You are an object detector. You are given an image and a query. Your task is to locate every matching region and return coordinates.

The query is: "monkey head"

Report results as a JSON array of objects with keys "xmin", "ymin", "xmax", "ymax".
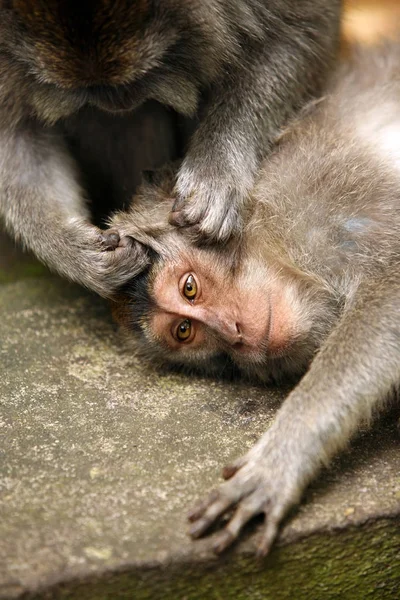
[
  {"xmin": 110, "ymin": 166, "xmax": 336, "ymax": 383},
  {"xmin": 9, "ymin": 0, "xmax": 156, "ymax": 89},
  {"xmin": 0, "ymin": 0, "xmax": 224, "ymax": 123}
]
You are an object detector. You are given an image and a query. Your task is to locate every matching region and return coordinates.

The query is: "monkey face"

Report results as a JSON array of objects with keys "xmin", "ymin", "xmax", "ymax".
[
  {"xmin": 150, "ymin": 251, "xmax": 273, "ymax": 363},
  {"xmin": 110, "ymin": 167, "xmax": 334, "ymax": 382},
  {"xmin": 117, "ymin": 243, "xmax": 316, "ymax": 382}
]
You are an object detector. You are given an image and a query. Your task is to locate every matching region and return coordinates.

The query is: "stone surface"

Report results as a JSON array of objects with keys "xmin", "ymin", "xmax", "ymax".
[{"xmin": 0, "ymin": 238, "xmax": 399, "ymax": 599}]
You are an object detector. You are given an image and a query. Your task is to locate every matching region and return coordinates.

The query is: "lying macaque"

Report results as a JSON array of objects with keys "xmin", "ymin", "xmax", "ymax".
[{"xmin": 109, "ymin": 41, "xmax": 400, "ymax": 555}]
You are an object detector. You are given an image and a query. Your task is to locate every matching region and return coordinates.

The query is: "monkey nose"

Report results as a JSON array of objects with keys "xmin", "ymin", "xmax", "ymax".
[
  {"xmin": 206, "ymin": 310, "xmax": 243, "ymax": 345},
  {"xmin": 222, "ymin": 321, "xmax": 243, "ymax": 346},
  {"xmin": 231, "ymin": 323, "xmax": 245, "ymax": 349}
]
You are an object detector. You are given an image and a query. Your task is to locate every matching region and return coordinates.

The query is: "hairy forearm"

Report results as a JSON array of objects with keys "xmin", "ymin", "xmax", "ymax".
[
  {"xmin": 0, "ymin": 123, "xmax": 148, "ymax": 296},
  {"xmin": 265, "ymin": 271, "xmax": 400, "ymax": 483}
]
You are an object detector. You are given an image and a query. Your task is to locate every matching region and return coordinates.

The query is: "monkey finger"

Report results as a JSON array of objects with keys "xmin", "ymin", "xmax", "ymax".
[
  {"xmin": 188, "ymin": 495, "xmax": 234, "ymax": 539},
  {"xmin": 99, "ymin": 229, "xmax": 120, "ymax": 251},
  {"xmin": 117, "ymin": 235, "xmax": 134, "ymax": 248},
  {"xmin": 199, "ymin": 201, "xmax": 240, "ymax": 243},
  {"xmin": 171, "ymin": 194, "xmax": 187, "ymax": 215},
  {"xmin": 256, "ymin": 516, "xmax": 279, "ymax": 558},
  {"xmin": 169, "ymin": 193, "xmax": 200, "ymax": 227},
  {"xmin": 212, "ymin": 504, "xmax": 258, "ymax": 554},
  {"xmin": 175, "ymin": 194, "xmax": 241, "ymax": 244},
  {"xmin": 188, "ymin": 490, "xmax": 219, "ymax": 522},
  {"xmin": 169, "ymin": 210, "xmax": 189, "ymax": 228}
]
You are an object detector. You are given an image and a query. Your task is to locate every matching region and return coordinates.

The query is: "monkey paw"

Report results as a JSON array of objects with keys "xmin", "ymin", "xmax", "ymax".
[
  {"xmin": 170, "ymin": 174, "xmax": 246, "ymax": 244},
  {"xmin": 188, "ymin": 448, "xmax": 300, "ymax": 557},
  {"xmin": 64, "ymin": 222, "xmax": 150, "ymax": 298},
  {"xmin": 93, "ymin": 227, "xmax": 150, "ymax": 296}
]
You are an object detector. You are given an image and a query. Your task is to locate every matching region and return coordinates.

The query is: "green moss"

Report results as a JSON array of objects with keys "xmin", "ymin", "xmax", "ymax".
[
  {"xmin": 27, "ymin": 518, "xmax": 400, "ymax": 600},
  {"xmin": 0, "ymin": 263, "xmax": 49, "ymax": 284}
]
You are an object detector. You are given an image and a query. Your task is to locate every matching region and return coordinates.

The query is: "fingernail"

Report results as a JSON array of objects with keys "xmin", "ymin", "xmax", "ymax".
[
  {"xmin": 189, "ymin": 518, "xmax": 208, "ymax": 539},
  {"xmin": 188, "ymin": 509, "xmax": 200, "ymax": 522},
  {"xmin": 222, "ymin": 465, "xmax": 238, "ymax": 480},
  {"xmin": 213, "ymin": 530, "xmax": 234, "ymax": 554}
]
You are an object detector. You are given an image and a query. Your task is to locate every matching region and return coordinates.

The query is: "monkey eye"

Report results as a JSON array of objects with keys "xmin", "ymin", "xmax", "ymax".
[
  {"xmin": 183, "ymin": 274, "xmax": 197, "ymax": 300},
  {"xmin": 176, "ymin": 319, "xmax": 192, "ymax": 342}
]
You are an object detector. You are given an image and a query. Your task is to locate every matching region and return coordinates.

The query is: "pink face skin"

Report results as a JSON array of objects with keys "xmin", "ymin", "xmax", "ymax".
[{"xmin": 150, "ymin": 248, "xmax": 297, "ymax": 365}]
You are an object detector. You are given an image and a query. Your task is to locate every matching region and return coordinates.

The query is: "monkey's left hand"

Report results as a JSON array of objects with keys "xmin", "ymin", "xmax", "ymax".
[{"xmin": 188, "ymin": 432, "xmax": 303, "ymax": 557}]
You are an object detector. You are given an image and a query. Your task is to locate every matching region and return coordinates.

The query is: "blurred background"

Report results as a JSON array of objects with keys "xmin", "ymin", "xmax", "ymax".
[{"xmin": 343, "ymin": 0, "xmax": 400, "ymax": 45}]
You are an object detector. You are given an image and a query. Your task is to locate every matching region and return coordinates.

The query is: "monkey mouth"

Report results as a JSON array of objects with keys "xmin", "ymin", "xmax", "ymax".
[
  {"xmin": 229, "ymin": 298, "xmax": 295, "ymax": 363},
  {"xmin": 230, "ymin": 344, "xmax": 269, "ymax": 367}
]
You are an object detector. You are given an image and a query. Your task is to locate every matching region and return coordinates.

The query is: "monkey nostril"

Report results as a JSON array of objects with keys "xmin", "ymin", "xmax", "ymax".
[{"xmin": 235, "ymin": 322, "xmax": 242, "ymax": 337}]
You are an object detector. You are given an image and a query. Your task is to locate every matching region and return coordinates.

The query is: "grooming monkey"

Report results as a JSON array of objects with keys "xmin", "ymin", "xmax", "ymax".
[
  {"xmin": 109, "ymin": 42, "xmax": 400, "ymax": 555},
  {"xmin": 0, "ymin": 0, "xmax": 341, "ymax": 297}
]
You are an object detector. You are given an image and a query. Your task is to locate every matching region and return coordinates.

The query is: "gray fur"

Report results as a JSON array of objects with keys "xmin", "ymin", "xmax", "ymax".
[
  {"xmin": 0, "ymin": 1, "xmax": 340, "ymax": 296},
  {"xmin": 110, "ymin": 42, "xmax": 400, "ymax": 554}
]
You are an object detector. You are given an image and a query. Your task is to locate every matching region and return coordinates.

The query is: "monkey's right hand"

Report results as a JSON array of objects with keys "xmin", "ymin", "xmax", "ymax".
[
  {"xmin": 59, "ymin": 220, "xmax": 150, "ymax": 298},
  {"xmin": 170, "ymin": 158, "xmax": 253, "ymax": 245}
]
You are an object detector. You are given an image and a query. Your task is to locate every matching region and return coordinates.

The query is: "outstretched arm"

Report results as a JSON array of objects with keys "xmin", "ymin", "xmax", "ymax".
[{"xmin": 189, "ymin": 266, "xmax": 399, "ymax": 555}]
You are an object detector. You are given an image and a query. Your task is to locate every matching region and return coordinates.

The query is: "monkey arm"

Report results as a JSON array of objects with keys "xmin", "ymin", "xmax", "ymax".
[
  {"xmin": 172, "ymin": 0, "xmax": 341, "ymax": 243},
  {"xmin": 188, "ymin": 267, "xmax": 399, "ymax": 555},
  {"xmin": 0, "ymin": 123, "xmax": 148, "ymax": 297}
]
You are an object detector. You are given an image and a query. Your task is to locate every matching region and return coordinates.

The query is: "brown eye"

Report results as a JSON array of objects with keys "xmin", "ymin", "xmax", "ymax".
[
  {"xmin": 176, "ymin": 319, "xmax": 192, "ymax": 342},
  {"xmin": 184, "ymin": 274, "xmax": 197, "ymax": 300}
]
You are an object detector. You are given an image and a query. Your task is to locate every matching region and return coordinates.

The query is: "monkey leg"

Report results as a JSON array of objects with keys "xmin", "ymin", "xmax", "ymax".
[{"xmin": 188, "ymin": 269, "xmax": 399, "ymax": 555}]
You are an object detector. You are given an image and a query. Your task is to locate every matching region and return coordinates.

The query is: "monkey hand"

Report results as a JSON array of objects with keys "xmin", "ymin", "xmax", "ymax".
[
  {"xmin": 61, "ymin": 220, "xmax": 149, "ymax": 298},
  {"xmin": 170, "ymin": 163, "xmax": 251, "ymax": 244},
  {"xmin": 188, "ymin": 434, "xmax": 303, "ymax": 557}
]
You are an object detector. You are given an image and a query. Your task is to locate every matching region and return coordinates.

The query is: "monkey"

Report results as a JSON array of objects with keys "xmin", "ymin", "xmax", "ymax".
[
  {"xmin": 108, "ymin": 40, "xmax": 400, "ymax": 556},
  {"xmin": 0, "ymin": 0, "xmax": 341, "ymax": 297}
]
